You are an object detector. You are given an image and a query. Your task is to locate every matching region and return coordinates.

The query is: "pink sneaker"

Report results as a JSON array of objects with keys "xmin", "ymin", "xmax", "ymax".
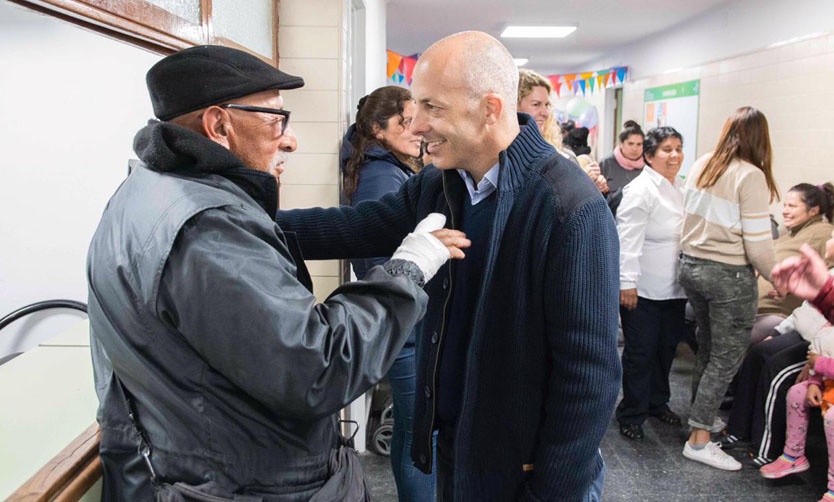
[
  {"xmin": 760, "ymin": 454, "xmax": 810, "ymax": 479},
  {"xmin": 818, "ymin": 491, "xmax": 834, "ymax": 502}
]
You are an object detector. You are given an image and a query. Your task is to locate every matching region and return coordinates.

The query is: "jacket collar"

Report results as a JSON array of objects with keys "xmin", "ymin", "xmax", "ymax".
[
  {"xmin": 441, "ymin": 113, "xmax": 556, "ymax": 195},
  {"xmin": 133, "ymin": 120, "xmax": 278, "ymax": 216}
]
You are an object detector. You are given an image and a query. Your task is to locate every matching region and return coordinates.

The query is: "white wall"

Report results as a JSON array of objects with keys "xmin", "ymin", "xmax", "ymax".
[
  {"xmin": 0, "ymin": 1, "xmax": 161, "ymax": 357},
  {"xmin": 586, "ymin": 0, "xmax": 834, "ymax": 80}
]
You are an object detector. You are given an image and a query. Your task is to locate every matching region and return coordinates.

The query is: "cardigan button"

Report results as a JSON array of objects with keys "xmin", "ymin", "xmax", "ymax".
[
  {"xmin": 424, "ymin": 385, "xmax": 432, "ymax": 398},
  {"xmin": 420, "ymin": 453, "xmax": 427, "ymax": 464},
  {"xmin": 431, "ymin": 331, "xmax": 439, "ymax": 344},
  {"xmin": 442, "ymin": 277, "xmax": 449, "ymax": 290}
]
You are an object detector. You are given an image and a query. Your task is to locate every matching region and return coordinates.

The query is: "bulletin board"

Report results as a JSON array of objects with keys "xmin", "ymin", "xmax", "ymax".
[{"xmin": 643, "ymin": 80, "xmax": 700, "ymax": 177}]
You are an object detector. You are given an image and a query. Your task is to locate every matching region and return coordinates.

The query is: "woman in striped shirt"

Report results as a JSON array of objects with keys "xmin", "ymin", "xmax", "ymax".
[{"xmin": 678, "ymin": 106, "xmax": 780, "ymax": 471}]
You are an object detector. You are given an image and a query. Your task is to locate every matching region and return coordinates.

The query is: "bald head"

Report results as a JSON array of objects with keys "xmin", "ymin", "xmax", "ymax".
[
  {"xmin": 418, "ymin": 31, "xmax": 518, "ymax": 116},
  {"xmin": 409, "ymin": 31, "xmax": 520, "ymax": 179}
]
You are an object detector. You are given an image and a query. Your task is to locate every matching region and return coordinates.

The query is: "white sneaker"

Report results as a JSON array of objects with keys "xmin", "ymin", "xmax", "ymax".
[{"xmin": 682, "ymin": 441, "xmax": 742, "ymax": 471}]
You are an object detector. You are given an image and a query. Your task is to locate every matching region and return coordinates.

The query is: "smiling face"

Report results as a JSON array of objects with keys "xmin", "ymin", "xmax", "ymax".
[
  {"xmin": 782, "ymin": 190, "xmax": 819, "ymax": 230},
  {"xmin": 410, "ymin": 60, "xmax": 489, "ymax": 172},
  {"xmin": 223, "ymin": 90, "xmax": 297, "ymax": 179},
  {"xmin": 376, "ymin": 100, "xmax": 422, "ymax": 161},
  {"xmin": 646, "ymin": 136, "xmax": 683, "ymax": 183},
  {"xmin": 518, "ymin": 85, "xmax": 552, "ymax": 132}
]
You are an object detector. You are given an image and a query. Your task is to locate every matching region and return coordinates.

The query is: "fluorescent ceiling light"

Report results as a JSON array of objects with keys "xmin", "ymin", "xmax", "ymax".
[
  {"xmin": 513, "ymin": 58, "xmax": 529, "ymax": 67},
  {"xmin": 501, "ymin": 25, "xmax": 576, "ymax": 38}
]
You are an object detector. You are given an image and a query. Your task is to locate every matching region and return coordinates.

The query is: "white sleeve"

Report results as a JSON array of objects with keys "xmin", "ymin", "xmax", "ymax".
[{"xmin": 617, "ymin": 184, "xmax": 652, "ymax": 291}]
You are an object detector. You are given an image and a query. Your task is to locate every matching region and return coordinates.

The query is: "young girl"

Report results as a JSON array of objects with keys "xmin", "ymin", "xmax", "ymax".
[
  {"xmin": 760, "ymin": 327, "xmax": 834, "ymax": 502},
  {"xmin": 761, "ymin": 230, "xmax": 834, "ymax": 502}
]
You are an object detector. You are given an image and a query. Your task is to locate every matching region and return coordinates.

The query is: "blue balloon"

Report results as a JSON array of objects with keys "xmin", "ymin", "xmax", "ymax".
[{"xmin": 577, "ymin": 106, "xmax": 599, "ymax": 129}]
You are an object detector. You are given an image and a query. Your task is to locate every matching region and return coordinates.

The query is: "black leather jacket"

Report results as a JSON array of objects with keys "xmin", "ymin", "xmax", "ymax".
[{"xmin": 87, "ymin": 121, "xmax": 427, "ymax": 500}]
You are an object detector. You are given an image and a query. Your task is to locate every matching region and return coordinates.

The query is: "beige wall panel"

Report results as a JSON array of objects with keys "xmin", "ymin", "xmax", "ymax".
[
  {"xmin": 281, "ymin": 184, "xmax": 340, "ymax": 210},
  {"xmin": 280, "ymin": 154, "xmax": 339, "ymax": 186},
  {"xmin": 279, "ymin": 0, "xmax": 340, "ymax": 27},
  {"xmin": 284, "ymin": 90, "xmax": 340, "ymax": 122},
  {"xmin": 278, "ymin": 58, "xmax": 339, "ymax": 91},
  {"xmin": 278, "ymin": 26, "xmax": 339, "ymax": 59},
  {"xmin": 306, "ymin": 260, "xmax": 341, "ymax": 277},
  {"xmin": 288, "ymin": 122, "xmax": 340, "ymax": 155},
  {"xmin": 311, "ymin": 276, "xmax": 341, "ymax": 302}
]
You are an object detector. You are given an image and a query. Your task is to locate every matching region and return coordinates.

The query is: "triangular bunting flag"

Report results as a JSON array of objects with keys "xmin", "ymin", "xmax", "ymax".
[
  {"xmin": 387, "ymin": 50, "xmax": 403, "ymax": 80},
  {"xmin": 616, "ymin": 67, "xmax": 627, "ymax": 84}
]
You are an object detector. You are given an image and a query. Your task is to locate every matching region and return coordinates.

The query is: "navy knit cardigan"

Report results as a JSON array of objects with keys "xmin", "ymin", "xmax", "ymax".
[{"xmin": 277, "ymin": 115, "xmax": 621, "ymax": 501}]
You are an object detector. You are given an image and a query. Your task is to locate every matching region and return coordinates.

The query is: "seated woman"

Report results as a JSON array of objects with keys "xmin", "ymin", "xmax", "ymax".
[
  {"xmin": 751, "ymin": 183, "xmax": 834, "ymax": 344},
  {"xmin": 724, "ymin": 187, "xmax": 834, "ymax": 466}
]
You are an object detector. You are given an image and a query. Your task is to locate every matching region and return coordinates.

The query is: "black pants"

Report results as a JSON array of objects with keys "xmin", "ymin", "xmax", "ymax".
[
  {"xmin": 617, "ymin": 297, "xmax": 686, "ymax": 426},
  {"xmin": 727, "ymin": 329, "xmax": 809, "ymax": 460}
]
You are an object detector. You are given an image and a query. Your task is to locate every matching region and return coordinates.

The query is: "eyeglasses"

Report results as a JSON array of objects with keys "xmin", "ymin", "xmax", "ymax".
[{"xmin": 219, "ymin": 104, "xmax": 291, "ymax": 136}]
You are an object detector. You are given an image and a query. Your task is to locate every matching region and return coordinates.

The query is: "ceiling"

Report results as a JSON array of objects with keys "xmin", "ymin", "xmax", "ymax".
[{"xmin": 386, "ymin": 0, "xmax": 733, "ymax": 74}]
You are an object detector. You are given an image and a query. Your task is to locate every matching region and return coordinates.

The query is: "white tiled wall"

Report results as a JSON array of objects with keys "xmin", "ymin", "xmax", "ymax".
[
  {"xmin": 621, "ymin": 33, "xmax": 834, "ymax": 226},
  {"xmin": 278, "ymin": 0, "xmax": 347, "ymax": 302}
]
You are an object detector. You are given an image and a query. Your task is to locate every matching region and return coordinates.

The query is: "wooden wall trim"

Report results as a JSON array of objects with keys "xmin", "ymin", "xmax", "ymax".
[{"xmin": 7, "ymin": 422, "xmax": 101, "ymax": 502}]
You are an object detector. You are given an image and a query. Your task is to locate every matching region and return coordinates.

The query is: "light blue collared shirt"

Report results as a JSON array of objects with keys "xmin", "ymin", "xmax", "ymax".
[{"xmin": 456, "ymin": 163, "xmax": 499, "ymax": 205}]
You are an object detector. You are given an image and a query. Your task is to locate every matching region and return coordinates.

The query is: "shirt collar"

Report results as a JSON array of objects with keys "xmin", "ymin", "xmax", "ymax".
[
  {"xmin": 643, "ymin": 164, "xmax": 683, "ymax": 189},
  {"xmin": 457, "ymin": 163, "xmax": 500, "ymax": 205}
]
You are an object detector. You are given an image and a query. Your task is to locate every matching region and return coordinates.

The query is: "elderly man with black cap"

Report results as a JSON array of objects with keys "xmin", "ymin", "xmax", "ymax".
[{"xmin": 87, "ymin": 45, "xmax": 469, "ymax": 501}]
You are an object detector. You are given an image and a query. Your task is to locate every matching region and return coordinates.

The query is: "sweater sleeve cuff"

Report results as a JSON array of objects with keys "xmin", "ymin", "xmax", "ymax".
[
  {"xmin": 383, "ymin": 259, "xmax": 426, "ymax": 288},
  {"xmin": 812, "ymin": 275, "xmax": 834, "ymax": 319}
]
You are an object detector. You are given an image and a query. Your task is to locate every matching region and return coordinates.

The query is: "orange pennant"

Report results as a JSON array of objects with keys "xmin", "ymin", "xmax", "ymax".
[{"xmin": 387, "ymin": 50, "xmax": 403, "ymax": 80}]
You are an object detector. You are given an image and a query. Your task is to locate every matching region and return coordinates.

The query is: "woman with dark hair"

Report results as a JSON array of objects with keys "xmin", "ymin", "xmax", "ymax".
[
  {"xmin": 341, "ymin": 85, "xmax": 436, "ymax": 500},
  {"xmin": 678, "ymin": 106, "xmax": 780, "ymax": 471},
  {"xmin": 615, "ymin": 126, "xmax": 687, "ymax": 440},
  {"xmin": 723, "ymin": 182, "xmax": 834, "ymax": 466},
  {"xmin": 751, "ymin": 183, "xmax": 834, "ymax": 343},
  {"xmin": 600, "ymin": 120, "xmax": 645, "ymax": 193},
  {"xmin": 565, "ymin": 126, "xmax": 591, "ymax": 156}
]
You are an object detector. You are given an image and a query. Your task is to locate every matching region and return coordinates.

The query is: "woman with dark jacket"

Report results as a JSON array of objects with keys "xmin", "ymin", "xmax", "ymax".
[
  {"xmin": 341, "ymin": 85, "xmax": 435, "ymax": 501},
  {"xmin": 600, "ymin": 121, "xmax": 645, "ymax": 193}
]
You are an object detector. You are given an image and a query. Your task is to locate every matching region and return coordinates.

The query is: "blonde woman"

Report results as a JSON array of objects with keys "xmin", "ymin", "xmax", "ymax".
[{"xmin": 517, "ymin": 68, "xmax": 577, "ymax": 164}]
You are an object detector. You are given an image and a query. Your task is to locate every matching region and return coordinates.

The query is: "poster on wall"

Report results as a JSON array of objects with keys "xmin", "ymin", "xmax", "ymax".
[{"xmin": 643, "ymin": 80, "xmax": 699, "ymax": 177}]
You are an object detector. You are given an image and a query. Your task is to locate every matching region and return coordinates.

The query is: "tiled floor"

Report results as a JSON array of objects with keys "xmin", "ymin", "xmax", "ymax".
[{"xmin": 360, "ymin": 343, "xmax": 829, "ymax": 501}]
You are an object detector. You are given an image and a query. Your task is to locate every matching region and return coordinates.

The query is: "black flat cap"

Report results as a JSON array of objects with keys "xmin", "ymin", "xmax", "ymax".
[{"xmin": 147, "ymin": 45, "xmax": 305, "ymax": 121}]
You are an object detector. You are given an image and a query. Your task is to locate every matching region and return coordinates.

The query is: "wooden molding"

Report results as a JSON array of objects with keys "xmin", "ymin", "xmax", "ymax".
[{"xmin": 7, "ymin": 422, "xmax": 102, "ymax": 502}]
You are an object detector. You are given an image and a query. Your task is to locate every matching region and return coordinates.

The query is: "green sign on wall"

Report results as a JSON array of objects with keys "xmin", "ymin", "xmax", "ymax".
[
  {"xmin": 642, "ymin": 79, "xmax": 700, "ymax": 177},
  {"xmin": 644, "ymin": 80, "xmax": 700, "ymax": 102}
]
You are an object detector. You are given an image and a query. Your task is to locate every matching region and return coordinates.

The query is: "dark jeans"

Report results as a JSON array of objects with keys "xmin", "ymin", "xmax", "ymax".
[
  {"xmin": 727, "ymin": 330, "xmax": 809, "ymax": 460},
  {"xmin": 388, "ymin": 342, "xmax": 436, "ymax": 501},
  {"xmin": 679, "ymin": 254, "xmax": 757, "ymax": 429},
  {"xmin": 617, "ymin": 297, "xmax": 686, "ymax": 426}
]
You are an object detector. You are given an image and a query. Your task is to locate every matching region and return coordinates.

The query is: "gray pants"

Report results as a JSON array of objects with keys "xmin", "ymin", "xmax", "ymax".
[{"xmin": 679, "ymin": 254, "xmax": 757, "ymax": 430}]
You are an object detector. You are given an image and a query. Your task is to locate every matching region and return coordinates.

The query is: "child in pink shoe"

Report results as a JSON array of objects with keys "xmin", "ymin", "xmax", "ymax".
[{"xmin": 761, "ymin": 330, "xmax": 834, "ymax": 502}]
